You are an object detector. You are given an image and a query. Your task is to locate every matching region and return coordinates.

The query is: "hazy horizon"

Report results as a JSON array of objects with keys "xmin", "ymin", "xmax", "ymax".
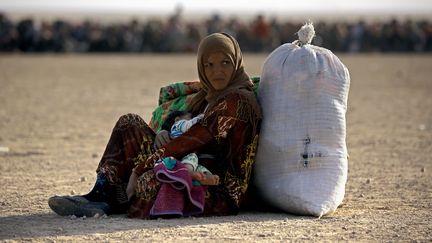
[
  {"xmin": 1, "ymin": 0, "xmax": 432, "ymax": 14},
  {"xmin": 1, "ymin": 0, "xmax": 432, "ymax": 23}
]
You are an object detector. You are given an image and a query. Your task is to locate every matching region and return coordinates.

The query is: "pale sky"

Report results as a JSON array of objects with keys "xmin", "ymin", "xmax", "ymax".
[{"xmin": 1, "ymin": 0, "xmax": 432, "ymax": 15}]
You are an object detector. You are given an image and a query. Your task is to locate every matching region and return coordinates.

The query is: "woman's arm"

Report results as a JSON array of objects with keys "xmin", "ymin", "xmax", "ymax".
[{"xmin": 198, "ymin": 94, "xmax": 260, "ymax": 215}]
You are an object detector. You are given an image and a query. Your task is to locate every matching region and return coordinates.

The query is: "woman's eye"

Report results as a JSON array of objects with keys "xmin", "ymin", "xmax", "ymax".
[
  {"xmin": 222, "ymin": 60, "xmax": 231, "ymax": 65},
  {"xmin": 204, "ymin": 63, "xmax": 212, "ymax": 68}
]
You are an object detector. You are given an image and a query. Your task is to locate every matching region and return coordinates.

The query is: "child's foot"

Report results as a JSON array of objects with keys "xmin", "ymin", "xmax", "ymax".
[
  {"xmin": 190, "ymin": 171, "xmax": 205, "ymax": 182},
  {"xmin": 198, "ymin": 174, "xmax": 219, "ymax": 186}
]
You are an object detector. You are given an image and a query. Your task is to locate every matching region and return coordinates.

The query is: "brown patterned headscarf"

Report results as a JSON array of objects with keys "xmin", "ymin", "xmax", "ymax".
[{"xmin": 189, "ymin": 33, "xmax": 262, "ymax": 124}]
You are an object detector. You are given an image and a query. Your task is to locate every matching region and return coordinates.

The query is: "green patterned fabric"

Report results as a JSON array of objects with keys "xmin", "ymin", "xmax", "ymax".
[{"xmin": 149, "ymin": 76, "xmax": 260, "ymax": 132}]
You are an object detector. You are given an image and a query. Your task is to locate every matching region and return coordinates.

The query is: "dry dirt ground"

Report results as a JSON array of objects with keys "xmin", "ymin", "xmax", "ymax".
[{"xmin": 0, "ymin": 54, "xmax": 431, "ymax": 242}]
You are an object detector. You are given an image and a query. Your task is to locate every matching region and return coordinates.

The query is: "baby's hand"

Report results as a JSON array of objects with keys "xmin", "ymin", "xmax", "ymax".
[{"xmin": 154, "ymin": 130, "xmax": 171, "ymax": 149}]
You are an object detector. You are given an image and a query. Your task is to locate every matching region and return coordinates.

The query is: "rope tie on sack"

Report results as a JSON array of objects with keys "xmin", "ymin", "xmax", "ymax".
[{"xmin": 294, "ymin": 22, "xmax": 315, "ymax": 47}]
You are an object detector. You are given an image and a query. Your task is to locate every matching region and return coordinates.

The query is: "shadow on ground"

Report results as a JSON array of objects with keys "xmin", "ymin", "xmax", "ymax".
[{"xmin": 0, "ymin": 211, "xmax": 314, "ymax": 240}]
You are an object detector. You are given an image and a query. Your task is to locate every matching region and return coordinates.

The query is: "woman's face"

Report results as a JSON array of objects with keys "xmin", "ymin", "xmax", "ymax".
[{"xmin": 203, "ymin": 52, "xmax": 234, "ymax": 90}]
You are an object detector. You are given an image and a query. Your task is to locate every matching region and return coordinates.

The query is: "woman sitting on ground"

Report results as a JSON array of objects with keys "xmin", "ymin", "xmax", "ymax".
[{"xmin": 48, "ymin": 32, "xmax": 262, "ymax": 218}]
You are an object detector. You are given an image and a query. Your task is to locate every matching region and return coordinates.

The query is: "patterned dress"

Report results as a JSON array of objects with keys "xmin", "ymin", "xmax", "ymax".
[{"xmin": 97, "ymin": 92, "xmax": 260, "ymax": 219}]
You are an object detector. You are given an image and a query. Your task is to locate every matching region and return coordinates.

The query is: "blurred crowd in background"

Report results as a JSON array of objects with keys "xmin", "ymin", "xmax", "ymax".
[{"xmin": 1, "ymin": 12, "xmax": 431, "ymax": 53}]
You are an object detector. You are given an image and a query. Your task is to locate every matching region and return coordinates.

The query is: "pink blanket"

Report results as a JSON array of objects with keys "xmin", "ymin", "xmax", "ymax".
[{"xmin": 150, "ymin": 159, "xmax": 206, "ymax": 217}]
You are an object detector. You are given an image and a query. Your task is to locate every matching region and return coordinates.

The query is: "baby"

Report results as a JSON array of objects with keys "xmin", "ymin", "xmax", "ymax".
[{"xmin": 161, "ymin": 110, "xmax": 219, "ymax": 186}]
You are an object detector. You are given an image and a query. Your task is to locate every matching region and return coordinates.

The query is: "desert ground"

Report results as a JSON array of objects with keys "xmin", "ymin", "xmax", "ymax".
[{"xmin": 0, "ymin": 53, "xmax": 431, "ymax": 242}]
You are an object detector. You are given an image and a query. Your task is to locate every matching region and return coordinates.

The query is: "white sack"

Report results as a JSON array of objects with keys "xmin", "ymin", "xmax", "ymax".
[{"xmin": 254, "ymin": 23, "xmax": 350, "ymax": 217}]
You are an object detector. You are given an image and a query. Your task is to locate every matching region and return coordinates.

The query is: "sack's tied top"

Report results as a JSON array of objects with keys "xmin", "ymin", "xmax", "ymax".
[{"xmin": 295, "ymin": 22, "xmax": 315, "ymax": 46}]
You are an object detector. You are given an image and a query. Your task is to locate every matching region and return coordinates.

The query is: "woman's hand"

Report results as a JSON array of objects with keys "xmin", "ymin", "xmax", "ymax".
[
  {"xmin": 126, "ymin": 171, "xmax": 138, "ymax": 200},
  {"xmin": 154, "ymin": 130, "xmax": 171, "ymax": 149}
]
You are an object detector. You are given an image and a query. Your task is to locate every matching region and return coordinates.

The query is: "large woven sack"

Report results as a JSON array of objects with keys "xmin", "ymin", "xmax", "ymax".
[{"xmin": 254, "ymin": 23, "xmax": 350, "ymax": 217}]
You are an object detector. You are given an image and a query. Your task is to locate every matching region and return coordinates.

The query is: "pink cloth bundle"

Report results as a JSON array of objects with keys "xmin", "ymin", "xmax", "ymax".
[{"xmin": 150, "ymin": 159, "xmax": 206, "ymax": 217}]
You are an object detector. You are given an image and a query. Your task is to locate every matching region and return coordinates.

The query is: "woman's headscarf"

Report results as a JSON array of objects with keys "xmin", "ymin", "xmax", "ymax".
[{"xmin": 189, "ymin": 33, "xmax": 262, "ymax": 125}]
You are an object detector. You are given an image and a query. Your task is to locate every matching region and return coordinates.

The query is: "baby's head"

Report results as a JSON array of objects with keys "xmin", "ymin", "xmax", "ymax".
[{"xmin": 161, "ymin": 110, "xmax": 192, "ymax": 131}]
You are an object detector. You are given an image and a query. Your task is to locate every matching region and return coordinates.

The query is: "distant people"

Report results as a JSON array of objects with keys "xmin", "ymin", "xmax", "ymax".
[
  {"xmin": 16, "ymin": 18, "xmax": 35, "ymax": 52},
  {"xmin": 349, "ymin": 20, "xmax": 366, "ymax": 53},
  {"xmin": 251, "ymin": 15, "xmax": 271, "ymax": 52},
  {"xmin": 0, "ymin": 12, "xmax": 431, "ymax": 53},
  {"xmin": 0, "ymin": 13, "xmax": 17, "ymax": 51}
]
